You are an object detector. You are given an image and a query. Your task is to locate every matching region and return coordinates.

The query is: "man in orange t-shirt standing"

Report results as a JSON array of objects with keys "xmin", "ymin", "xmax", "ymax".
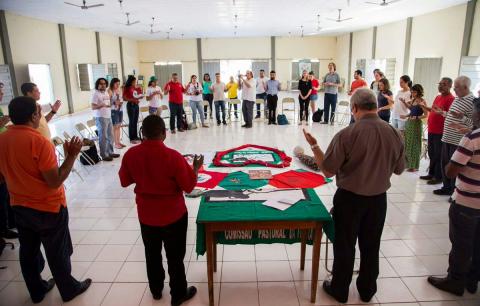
[
  {"xmin": 0, "ymin": 97, "xmax": 91, "ymax": 304},
  {"xmin": 348, "ymin": 70, "xmax": 368, "ymax": 124}
]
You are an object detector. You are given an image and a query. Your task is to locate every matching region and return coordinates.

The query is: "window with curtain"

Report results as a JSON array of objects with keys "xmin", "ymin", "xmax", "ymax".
[
  {"xmin": 202, "ymin": 61, "xmax": 220, "ymax": 81},
  {"xmin": 413, "ymin": 58, "xmax": 443, "ymax": 104},
  {"xmin": 154, "ymin": 63, "xmax": 183, "ymax": 87},
  {"xmin": 252, "ymin": 61, "xmax": 269, "ymax": 78}
]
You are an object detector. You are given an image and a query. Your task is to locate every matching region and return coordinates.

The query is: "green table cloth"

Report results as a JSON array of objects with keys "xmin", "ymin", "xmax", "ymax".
[{"xmin": 195, "ymin": 188, "xmax": 334, "ymax": 256}]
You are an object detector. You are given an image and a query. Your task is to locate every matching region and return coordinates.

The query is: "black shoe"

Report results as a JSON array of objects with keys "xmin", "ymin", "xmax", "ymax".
[
  {"xmin": 322, "ymin": 281, "xmax": 347, "ymax": 303},
  {"xmin": 2, "ymin": 229, "xmax": 18, "ymax": 239},
  {"xmin": 152, "ymin": 292, "xmax": 162, "ymax": 300},
  {"xmin": 110, "ymin": 153, "xmax": 120, "ymax": 158},
  {"xmin": 268, "ymin": 122, "xmax": 272, "ymax": 125},
  {"xmin": 466, "ymin": 279, "xmax": 478, "ymax": 294},
  {"xmin": 223, "ymin": 121, "xmax": 227, "ymax": 125},
  {"xmin": 62, "ymin": 278, "xmax": 92, "ymax": 302},
  {"xmin": 241, "ymin": 124, "xmax": 248, "ymax": 128},
  {"xmin": 433, "ymin": 188, "xmax": 453, "ymax": 196},
  {"xmin": 171, "ymin": 286, "xmax": 197, "ymax": 306},
  {"xmin": 420, "ymin": 175, "xmax": 433, "ymax": 180},
  {"xmin": 102, "ymin": 156, "xmax": 113, "ymax": 162},
  {"xmin": 255, "ymin": 114, "xmax": 260, "ymax": 119},
  {"xmin": 32, "ymin": 278, "xmax": 55, "ymax": 304},
  {"xmin": 246, "ymin": 125, "xmax": 253, "ymax": 128},
  {"xmin": 427, "ymin": 179, "xmax": 442, "ymax": 185},
  {"xmin": 320, "ymin": 122, "xmax": 328, "ymax": 125},
  {"xmin": 217, "ymin": 122, "xmax": 221, "ymax": 126},
  {"xmin": 427, "ymin": 276, "xmax": 464, "ymax": 296}
]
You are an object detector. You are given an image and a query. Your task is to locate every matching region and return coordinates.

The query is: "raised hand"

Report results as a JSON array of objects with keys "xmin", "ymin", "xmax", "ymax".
[
  {"xmin": 63, "ymin": 136, "xmax": 83, "ymax": 158},
  {"xmin": 0, "ymin": 115, "xmax": 10, "ymax": 128},
  {"xmin": 303, "ymin": 129, "xmax": 318, "ymax": 146},
  {"xmin": 51, "ymin": 100, "xmax": 62, "ymax": 113},
  {"xmin": 193, "ymin": 154, "xmax": 204, "ymax": 171}
]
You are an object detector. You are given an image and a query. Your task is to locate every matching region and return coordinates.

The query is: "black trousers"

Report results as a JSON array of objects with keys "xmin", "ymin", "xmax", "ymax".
[
  {"xmin": 331, "ymin": 188, "xmax": 387, "ymax": 301},
  {"xmin": 441, "ymin": 142, "xmax": 458, "ymax": 193},
  {"xmin": 256, "ymin": 92, "xmax": 267, "ymax": 116},
  {"xmin": 448, "ymin": 202, "xmax": 480, "ymax": 285},
  {"xmin": 203, "ymin": 93, "xmax": 213, "ymax": 117},
  {"xmin": 428, "ymin": 133, "xmax": 443, "ymax": 180},
  {"xmin": 169, "ymin": 102, "xmax": 184, "ymax": 131},
  {"xmin": 140, "ymin": 213, "xmax": 188, "ymax": 300},
  {"xmin": 298, "ymin": 96, "xmax": 310, "ymax": 121},
  {"xmin": 267, "ymin": 94, "xmax": 278, "ymax": 123},
  {"xmin": 13, "ymin": 206, "xmax": 80, "ymax": 301},
  {"xmin": 0, "ymin": 182, "xmax": 15, "ymax": 232},
  {"xmin": 323, "ymin": 93, "xmax": 337, "ymax": 123},
  {"xmin": 126, "ymin": 102, "xmax": 139, "ymax": 141}
]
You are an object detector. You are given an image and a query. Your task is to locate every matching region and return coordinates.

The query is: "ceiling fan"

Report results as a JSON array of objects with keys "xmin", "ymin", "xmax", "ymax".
[
  {"xmin": 365, "ymin": 0, "xmax": 402, "ymax": 6},
  {"xmin": 327, "ymin": 9, "xmax": 352, "ymax": 23},
  {"xmin": 122, "ymin": 12, "xmax": 140, "ymax": 26},
  {"xmin": 64, "ymin": 0, "xmax": 104, "ymax": 9},
  {"xmin": 145, "ymin": 18, "xmax": 162, "ymax": 34}
]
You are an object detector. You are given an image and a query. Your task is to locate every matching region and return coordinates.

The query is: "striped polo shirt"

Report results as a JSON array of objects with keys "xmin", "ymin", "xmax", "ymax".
[
  {"xmin": 442, "ymin": 93, "xmax": 475, "ymax": 145},
  {"xmin": 451, "ymin": 127, "xmax": 480, "ymax": 209}
]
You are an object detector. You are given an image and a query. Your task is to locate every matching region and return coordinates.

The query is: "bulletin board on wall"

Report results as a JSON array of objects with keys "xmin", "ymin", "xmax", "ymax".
[{"xmin": 0, "ymin": 65, "xmax": 14, "ymax": 105}]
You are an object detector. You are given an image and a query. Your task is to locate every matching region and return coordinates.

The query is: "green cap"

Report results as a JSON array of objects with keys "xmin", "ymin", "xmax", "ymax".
[{"xmin": 149, "ymin": 76, "xmax": 158, "ymax": 82}]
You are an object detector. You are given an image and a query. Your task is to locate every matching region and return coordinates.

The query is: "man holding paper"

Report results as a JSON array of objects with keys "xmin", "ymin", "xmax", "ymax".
[{"xmin": 303, "ymin": 88, "xmax": 405, "ymax": 303}]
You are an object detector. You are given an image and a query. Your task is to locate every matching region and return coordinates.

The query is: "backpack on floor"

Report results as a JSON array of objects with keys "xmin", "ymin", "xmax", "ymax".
[
  {"xmin": 181, "ymin": 110, "xmax": 189, "ymax": 130},
  {"xmin": 277, "ymin": 114, "xmax": 289, "ymax": 125},
  {"xmin": 312, "ymin": 109, "xmax": 324, "ymax": 123},
  {"xmin": 80, "ymin": 139, "xmax": 100, "ymax": 165}
]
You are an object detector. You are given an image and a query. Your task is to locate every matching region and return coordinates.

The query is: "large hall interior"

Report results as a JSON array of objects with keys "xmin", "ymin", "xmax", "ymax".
[{"xmin": 0, "ymin": 0, "xmax": 480, "ymax": 306}]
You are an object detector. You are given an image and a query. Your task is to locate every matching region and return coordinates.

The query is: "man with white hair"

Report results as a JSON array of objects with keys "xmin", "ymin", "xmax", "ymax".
[
  {"xmin": 434, "ymin": 76, "xmax": 475, "ymax": 198},
  {"xmin": 303, "ymin": 88, "xmax": 405, "ymax": 303},
  {"xmin": 428, "ymin": 98, "xmax": 480, "ymax": 296}
]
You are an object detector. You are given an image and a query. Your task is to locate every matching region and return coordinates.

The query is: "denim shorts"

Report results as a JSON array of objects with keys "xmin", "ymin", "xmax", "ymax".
[
  {"xmin": 111, "ymin": 110, "xmax": 123, "ymax": 125},
  {"xmin": 310, "ymin": 94, "xmax": 318, "ymax": 101},
  {"xmin": 149, "ymin": 107, "xmax": 159, "ymax": 115}
]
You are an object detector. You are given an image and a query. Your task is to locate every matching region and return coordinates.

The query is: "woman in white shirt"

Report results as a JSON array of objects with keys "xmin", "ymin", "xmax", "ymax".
[
  {"xmin": 146, "ymin": 76, "xmax": 164, "ymax": 116},
  {"xmin": 186, "ymin": 75, "xmax": 208, "ymax": 127},
  {"xmin": 391, "ymin": 75, "xmax": 412, "ymax": 134}
]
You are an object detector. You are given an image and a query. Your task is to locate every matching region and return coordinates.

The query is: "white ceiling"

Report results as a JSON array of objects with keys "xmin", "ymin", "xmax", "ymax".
[{"xmin": 0, "ymin": 0, "xmax": 469, "ymax": 40}]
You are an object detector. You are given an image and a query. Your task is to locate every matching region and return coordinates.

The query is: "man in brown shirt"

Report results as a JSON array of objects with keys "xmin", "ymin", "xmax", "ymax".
[{"xmin": 304, "ymin": 88, "xmax": 405, "ymax": 303}]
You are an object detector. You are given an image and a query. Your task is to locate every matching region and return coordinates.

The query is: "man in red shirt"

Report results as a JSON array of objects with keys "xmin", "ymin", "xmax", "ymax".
[
  {"xmin": 119, "ymin": 115, "xmax": 203, "ymax": 306},
  {"xmin": 348, "ymin": 70, "xmax": 368, "ymax": 96},
  {"xmin": 420, "ymin": 77, "xmax": 455, "ymax": 184},
  {"xmin": 164, "ymin": 73, "xmax": 185, "ymax": 134}
]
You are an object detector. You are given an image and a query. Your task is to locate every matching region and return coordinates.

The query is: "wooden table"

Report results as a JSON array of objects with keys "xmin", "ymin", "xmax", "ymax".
[{"xmin": 201, "ymin": 220, "xmax": 324, "ymax": 306}]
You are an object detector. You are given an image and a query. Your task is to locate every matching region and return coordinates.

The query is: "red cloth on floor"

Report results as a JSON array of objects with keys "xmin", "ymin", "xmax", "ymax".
[
  {"xmin": 269, "ymin": 170, "xmax": 328, "ymax": 188},
  {"xmin": 196, "ymin": 170, "xmax": 228, "ymax": 189}
]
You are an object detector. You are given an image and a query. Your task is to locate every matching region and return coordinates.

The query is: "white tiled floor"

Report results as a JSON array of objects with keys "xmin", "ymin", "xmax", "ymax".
[{"xmin": 1, "ymin": 101, "xmax": 480, "ymax": 306}]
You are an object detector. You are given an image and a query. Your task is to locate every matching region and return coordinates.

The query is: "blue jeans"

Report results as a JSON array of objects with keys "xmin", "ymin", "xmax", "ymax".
[
  {"xmin": 323, "ymin": 93, "xmax": 337, "ymax": 123},
  {"xmin": 214, "ymin": 101, "xmax": 226, "ymax": 124},
  {"xmin": 189, "ymin": 100, "xmax": 205, "ymax": 124},
  {"xmin": 95, "ymin": 117, "xmax": 114, "ymax": 158}
]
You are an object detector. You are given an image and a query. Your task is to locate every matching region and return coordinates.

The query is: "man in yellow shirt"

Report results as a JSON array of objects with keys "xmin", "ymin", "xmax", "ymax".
[
  {"xmin": 226, "ymin": 76, "xmax": 239, "ymax": 119},
  {"xmin": 21, "ymin": 83, "xmax": 61, "ymax": 140}
]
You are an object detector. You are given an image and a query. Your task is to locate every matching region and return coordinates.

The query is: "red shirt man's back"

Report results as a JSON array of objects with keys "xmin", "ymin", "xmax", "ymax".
[
  {"xmin": 119, "ymin": 140, "xmax": 196, "ymax": 226},
  {"xmin": 164, "ymin": 81, "xmax": 184, "ymax": 104}
]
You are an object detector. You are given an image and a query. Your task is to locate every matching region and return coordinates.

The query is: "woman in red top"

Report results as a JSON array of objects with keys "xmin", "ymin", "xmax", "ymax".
[
  {"xmin": 309, "ymin": 71, "xmax": 320, "ymax": 114},
  {"xmin": 123, "ymin": 75, "xmax": 141, "ymax": 144}
]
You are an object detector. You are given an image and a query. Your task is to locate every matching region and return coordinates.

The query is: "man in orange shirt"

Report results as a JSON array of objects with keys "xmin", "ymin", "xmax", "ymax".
[
  {"xmin": 0, "ymin": 97, "xmax": 91, "ymax": 303},
  {"xmin": 348, "ymin": 70, "xmax": 368, "ymax": 96}
]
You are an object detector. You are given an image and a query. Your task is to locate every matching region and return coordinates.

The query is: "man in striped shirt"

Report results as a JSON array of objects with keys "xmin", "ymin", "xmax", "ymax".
[
  {"xmin": 434, "ymin": 76, "xmax": 475, "ymax": 197},
  {"xmin": 428, "ymin": 98, "xmax": 480, "ymax": 296}
]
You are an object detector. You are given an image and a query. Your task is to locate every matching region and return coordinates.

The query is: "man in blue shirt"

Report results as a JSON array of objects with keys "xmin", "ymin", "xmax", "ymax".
[{"xmin": 265, "ymin": 71, "xmax": 281, "ymax": 125}]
